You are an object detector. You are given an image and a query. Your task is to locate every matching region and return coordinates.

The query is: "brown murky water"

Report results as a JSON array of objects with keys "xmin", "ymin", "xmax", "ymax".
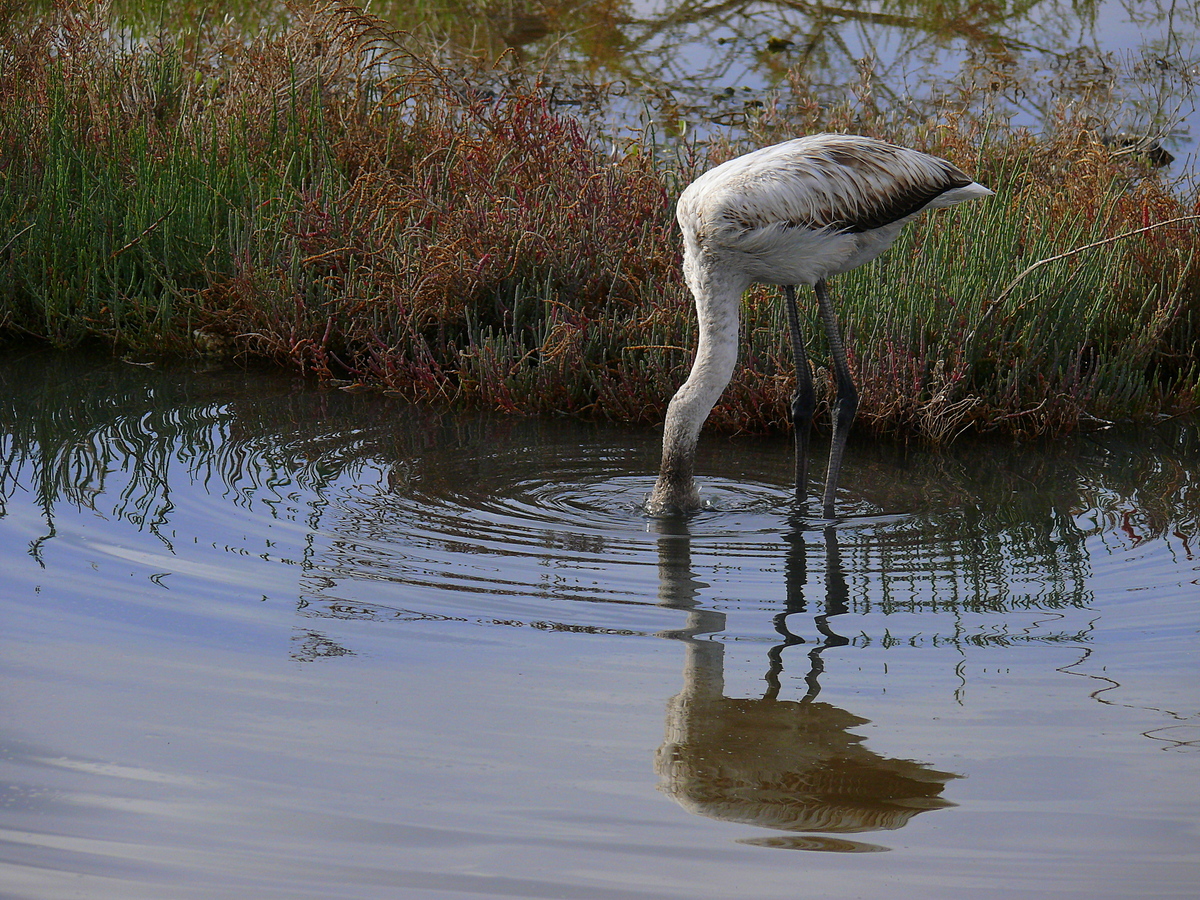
[{"xmin": 1, "ymin": 349, "xmax": 1198, "ymax": 899}]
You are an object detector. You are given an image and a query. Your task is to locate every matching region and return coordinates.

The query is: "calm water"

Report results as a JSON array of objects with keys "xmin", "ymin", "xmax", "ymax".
[
  {"xmin": 1, "ymin": 348, "xmax": 1198, "ymax": 899},
  {"xmin": 105, "ymin": 0, "xmax": 1200, "ymax": 174}
]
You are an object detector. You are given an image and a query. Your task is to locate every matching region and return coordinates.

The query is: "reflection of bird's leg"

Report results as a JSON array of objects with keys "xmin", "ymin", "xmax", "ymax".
[
  {"xmin": 814, "ymin": 278, "xmax": 858, "ymax": 517},
  {"xmin": 804, "ymin": 524, "xmax": 851, "ymax": 702},
  {"xmin": 764, "ymin": 514, "xmax": 811, "ymax": 701},
  {"xmin": 785, "ymin": 285, "xmax": 815, "ymax": 508}
]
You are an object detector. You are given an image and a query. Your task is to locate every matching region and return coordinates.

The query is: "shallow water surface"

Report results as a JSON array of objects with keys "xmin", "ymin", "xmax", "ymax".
[{"xmin": 1, "ymin": 349, "xmax": 1198, "ymax": 899}]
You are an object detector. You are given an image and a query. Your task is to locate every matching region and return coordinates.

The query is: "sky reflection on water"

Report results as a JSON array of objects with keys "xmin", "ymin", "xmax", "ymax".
[
  {"xmin": 97, "ymin": 0, "xmax": 1200, "ymax": 174},
  {"xmin": 0, "ymin": 349, "xmax": 1197, "ymax": 898}
]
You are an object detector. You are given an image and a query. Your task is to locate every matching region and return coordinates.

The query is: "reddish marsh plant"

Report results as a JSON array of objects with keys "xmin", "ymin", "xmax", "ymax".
[{"xmin": 0, "ymin": 1, "xmax": 1197, "ymax": 440}]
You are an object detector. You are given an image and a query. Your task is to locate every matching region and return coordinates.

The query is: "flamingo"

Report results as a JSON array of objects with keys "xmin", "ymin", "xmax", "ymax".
[{"xmin": 645, "ymin": 134, "xmax": 993, "ymax": 518}]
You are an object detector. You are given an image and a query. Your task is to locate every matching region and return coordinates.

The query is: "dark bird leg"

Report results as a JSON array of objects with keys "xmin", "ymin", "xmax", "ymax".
[
  {"xmin": 813, "ymin": 278, "xmax": 857, "ymax": 518},
  {"xmin": 785, "ymin": 285, "xmax": 814, "ymax": 507}
]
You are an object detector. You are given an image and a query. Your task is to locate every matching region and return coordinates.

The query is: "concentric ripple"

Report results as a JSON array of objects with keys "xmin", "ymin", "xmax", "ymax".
[
  {"xmin": 5, "ymin": 351, "xmax": 1199, "ymax": 655},
  {"xmin": 302, "ymin": 445, "xmax": 822, "ymax": 630}
]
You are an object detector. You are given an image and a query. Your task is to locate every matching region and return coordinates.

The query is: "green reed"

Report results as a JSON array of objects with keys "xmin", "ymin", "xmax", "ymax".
[{"xmin": 1, "ymin": 1, "xmax": 1197, "ymax": 441}]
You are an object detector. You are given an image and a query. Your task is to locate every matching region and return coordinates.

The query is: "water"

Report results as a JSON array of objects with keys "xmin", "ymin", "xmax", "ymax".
[
  {"xmin": 109, "ymin": 0, "xmax": 1200, "ymax": 176},
  {"xmin": 1, "ymin": 348, "xmax": 1198, "ymax": 899},
  {"xmin": 609, "ymin": 0, "xmax": 1199, "ymax": 159}
]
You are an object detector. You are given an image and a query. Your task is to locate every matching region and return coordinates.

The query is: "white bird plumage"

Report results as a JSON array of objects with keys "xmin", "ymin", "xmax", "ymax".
[{"xmin": 646, "ymin": 133, "xmax": 993, "ymax": 517}]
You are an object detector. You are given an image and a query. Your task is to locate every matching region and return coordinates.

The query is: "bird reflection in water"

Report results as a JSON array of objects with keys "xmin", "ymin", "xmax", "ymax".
[{"xmin": 652, "ymin": 517, "xmax": 959, "ymax": 851}]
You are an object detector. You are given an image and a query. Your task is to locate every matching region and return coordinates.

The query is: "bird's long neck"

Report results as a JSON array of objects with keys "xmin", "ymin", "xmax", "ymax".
[{"xmin": 646, "ymin": 259, "xmax": 747, "ymax": 514}]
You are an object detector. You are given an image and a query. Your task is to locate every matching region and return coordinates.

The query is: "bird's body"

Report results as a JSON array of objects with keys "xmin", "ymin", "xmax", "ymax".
[{"xmin": 646, "ymin": 134, "xmax": 993, "ymax": 517}]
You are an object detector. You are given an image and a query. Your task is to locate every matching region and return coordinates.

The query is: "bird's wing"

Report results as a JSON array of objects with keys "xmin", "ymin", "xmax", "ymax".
[{"xmin": 705, "ymin": 139, "xmax": 976, "ymax": 237}]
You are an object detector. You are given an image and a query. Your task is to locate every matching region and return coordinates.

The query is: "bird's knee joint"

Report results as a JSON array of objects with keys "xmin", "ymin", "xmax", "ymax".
[
  {"xmin": 832, "ymin": 392, "xmax": 858, "ymax": 429},
  {"xmin": 791, "ymin": 386, "xmax": 816, "ymax": 423}
]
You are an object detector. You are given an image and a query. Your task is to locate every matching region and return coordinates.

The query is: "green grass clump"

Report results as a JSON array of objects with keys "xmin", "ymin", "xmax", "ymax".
[{"xmin": 1, "ymin": 1, "xmax": 1198, "ymax": 441}]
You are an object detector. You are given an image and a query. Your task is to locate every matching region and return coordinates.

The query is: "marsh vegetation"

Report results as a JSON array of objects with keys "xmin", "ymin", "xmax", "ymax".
[{"xmin": 1, "ymin": 0, "xmax": 1198, "ymax": 440}]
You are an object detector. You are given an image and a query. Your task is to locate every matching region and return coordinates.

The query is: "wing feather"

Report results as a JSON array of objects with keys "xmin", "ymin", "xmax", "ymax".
[{"xmin": 683, "ymin": 135, "xmax": 979, "ymax": 240}]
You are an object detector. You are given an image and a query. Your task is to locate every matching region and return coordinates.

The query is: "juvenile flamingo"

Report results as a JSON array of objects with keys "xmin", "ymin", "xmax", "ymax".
[{"xmin": 645, "ymin": 134, "xmax": 993, "ymax": 517}]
